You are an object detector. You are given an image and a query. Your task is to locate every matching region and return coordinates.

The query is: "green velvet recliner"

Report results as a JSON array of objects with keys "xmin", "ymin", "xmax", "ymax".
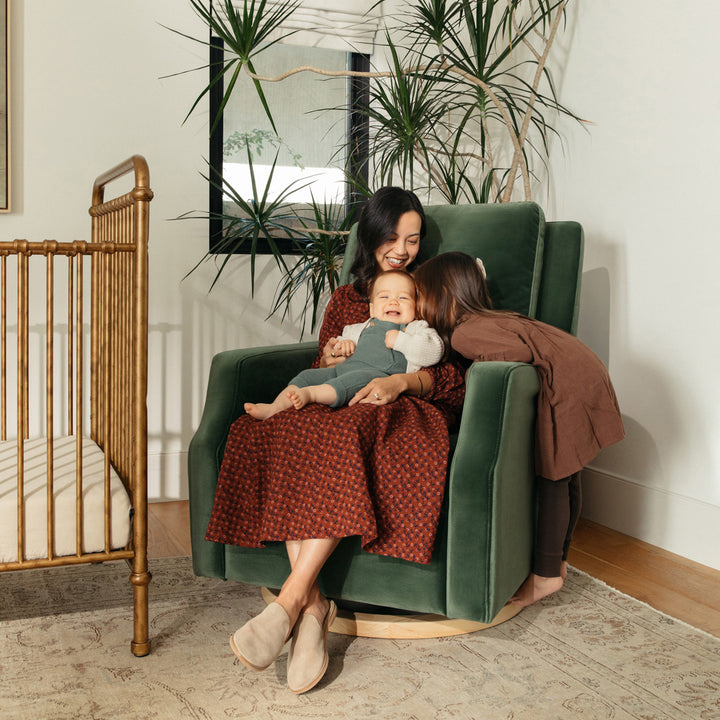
[{"xmin": 187, "ymin": 201, "xmax": 584, "ymax": 626}]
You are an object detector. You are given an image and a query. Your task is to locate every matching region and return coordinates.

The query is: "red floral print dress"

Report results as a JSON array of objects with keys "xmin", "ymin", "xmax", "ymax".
[{"xmin": 205, "ymin": 284, "xmax": 465, "ymax": 563}]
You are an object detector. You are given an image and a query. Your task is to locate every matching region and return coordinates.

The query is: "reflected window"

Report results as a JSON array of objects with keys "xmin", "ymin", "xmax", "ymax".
[{"xmin": 209, "ymin": 40, "xmax": 369, "ymax": 253}]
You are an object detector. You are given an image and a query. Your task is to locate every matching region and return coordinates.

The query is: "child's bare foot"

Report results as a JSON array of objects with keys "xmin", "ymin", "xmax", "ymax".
[
  {"xmin": 244, "ymin": 394, "xmax": 292, "ymax": 420},
  {"xmin": 510, "ymin": 573, "xmax": 564, "ymax": 607},
  {"xmin": 561, "ymin": 560, "xmax": 568, "ymax": 579},
  {"xmin": 286, "ymin": 386, "xmax": 312, "ymax": 411}
]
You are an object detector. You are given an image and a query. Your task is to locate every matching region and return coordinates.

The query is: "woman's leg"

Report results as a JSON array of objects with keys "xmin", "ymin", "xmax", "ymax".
[
  {"xmin": 281, "ymin": 539, "xmax": 339, "ymax": 693},
  {"xmin": 230, "ymin": 537, "xmax": 339, "ymax": 673},
  {"xmin": 277, "ymin": 538, "xmax": 340, "ymax": 627}
]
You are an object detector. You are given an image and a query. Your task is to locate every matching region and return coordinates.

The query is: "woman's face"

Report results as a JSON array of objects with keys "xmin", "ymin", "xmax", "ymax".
[{"xmin": 374, "ymin": 210, "xmax": 422, "ymax": 272}]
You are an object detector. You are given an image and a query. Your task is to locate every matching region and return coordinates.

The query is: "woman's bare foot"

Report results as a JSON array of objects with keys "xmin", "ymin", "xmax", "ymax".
[
  {"xmin": 244, "ymin": 392, "xmax": 294, "ymax": 420},
  {"xmin": 510, "ymin": 573, "xmax": 564, "ymax": 607}
]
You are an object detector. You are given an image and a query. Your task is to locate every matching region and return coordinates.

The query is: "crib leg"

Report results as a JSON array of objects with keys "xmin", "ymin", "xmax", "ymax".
[{"xmin": 130, "ymin": 566, "xmax": 152, "ymax": 657}]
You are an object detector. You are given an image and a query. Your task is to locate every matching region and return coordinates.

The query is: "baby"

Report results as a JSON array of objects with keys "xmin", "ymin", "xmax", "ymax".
[{"xmin": 245, "ymin": 269, "xmax": 443, "ymax": 420}]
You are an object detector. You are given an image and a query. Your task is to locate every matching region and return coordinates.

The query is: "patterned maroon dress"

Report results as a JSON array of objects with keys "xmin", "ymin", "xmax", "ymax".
[{"xmin": 205, "ymin": 284, "xmax": 466, "ymax": 564}]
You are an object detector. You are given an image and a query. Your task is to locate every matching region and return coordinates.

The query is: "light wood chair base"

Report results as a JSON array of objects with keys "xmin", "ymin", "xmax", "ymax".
[{"xmin": 260, "ymin": 587, "xmax": 522, "ymax": 639}]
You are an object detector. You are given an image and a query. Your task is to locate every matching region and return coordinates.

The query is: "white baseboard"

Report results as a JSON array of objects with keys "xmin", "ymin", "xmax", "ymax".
[
  {"xmin": 581, "ymin": 467, "xmax": 720, "ymax": 572},
  {"xmin": 147, "ymin": 451, "xmax": 189, "ymax": 502}
]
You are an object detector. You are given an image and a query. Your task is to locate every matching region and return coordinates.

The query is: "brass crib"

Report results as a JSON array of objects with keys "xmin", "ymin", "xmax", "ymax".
[{"xmin": 0, "ymin": 156, "xmax": 153, "ymax": 656}]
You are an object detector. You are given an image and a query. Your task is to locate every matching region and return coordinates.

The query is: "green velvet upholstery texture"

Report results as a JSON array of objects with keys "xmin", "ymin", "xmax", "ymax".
[{"xmin": 187, "ymin": 201, "xmax": 584, "ymax": 624}]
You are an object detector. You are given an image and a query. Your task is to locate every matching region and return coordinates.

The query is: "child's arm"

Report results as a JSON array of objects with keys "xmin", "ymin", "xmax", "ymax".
[{"xmin": 390, "ymin": 320, "xmax": 444, "ymax": 371}]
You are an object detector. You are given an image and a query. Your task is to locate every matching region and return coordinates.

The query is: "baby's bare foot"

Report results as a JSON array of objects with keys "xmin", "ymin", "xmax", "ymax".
[
  {"xmin": 244, "ymin": 402, "xmax": 275, "ymax": 420},
  {"xmin": 244, "ymin": 395, "xmax": 292, "ymax": 420},
  {"xmin": 287, "ymin": 387, "xmax": 310, "ymax": 411}
]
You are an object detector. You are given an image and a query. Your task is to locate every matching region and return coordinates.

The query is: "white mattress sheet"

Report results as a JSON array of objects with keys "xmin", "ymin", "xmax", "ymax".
[{"xmin": 0, "ymin": 436, "xmax": 132, "ymax": 563}]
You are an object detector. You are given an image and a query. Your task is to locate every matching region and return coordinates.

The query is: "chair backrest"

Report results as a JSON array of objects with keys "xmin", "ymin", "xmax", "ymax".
[
  {"xmin": 535, "ymin": 220, "xmax": 584, "ymax": 334},
  {"xmin": 340, "ymin": 201, "xmax": 584, "ymax": 334}
]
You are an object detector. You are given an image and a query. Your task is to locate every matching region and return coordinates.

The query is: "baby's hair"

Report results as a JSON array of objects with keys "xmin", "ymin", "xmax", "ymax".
[{"xmin": 368, "ymin": 269, "xmax": 417, "ymax": 299}]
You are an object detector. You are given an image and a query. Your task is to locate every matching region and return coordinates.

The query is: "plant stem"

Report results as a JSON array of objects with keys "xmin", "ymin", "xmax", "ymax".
[{"xmin": 503, "ymin": 0, "xmax": 567, "ymax": 201}]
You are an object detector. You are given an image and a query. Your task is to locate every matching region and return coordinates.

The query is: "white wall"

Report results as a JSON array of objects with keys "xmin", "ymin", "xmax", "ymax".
[
  {"xmin": 545, "ymin": 1, "xmax": 720, "ymax": 570},
  {"xmin": 5, "ymin": 1, "xmax": 307, "ymax": 501},
  {"xmin": 5, "ymin": 1, "xmax": 719, "ymax": 571}
]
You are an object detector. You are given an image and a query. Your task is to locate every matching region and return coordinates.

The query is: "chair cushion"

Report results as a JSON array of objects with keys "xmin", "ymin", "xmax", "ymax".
[{"xmin": 419, "ymin": 202, "xmax": 545, "ymax": 316}]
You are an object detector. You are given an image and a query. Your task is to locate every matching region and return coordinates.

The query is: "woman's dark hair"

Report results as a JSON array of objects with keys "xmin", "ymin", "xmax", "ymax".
[
  {"xmin": 349, "ymin": 187, "xmax": 426, "ymax": 297},
  {"xmin": 413, "ymin": 252, "xmax": 494, "ymax": 354}
]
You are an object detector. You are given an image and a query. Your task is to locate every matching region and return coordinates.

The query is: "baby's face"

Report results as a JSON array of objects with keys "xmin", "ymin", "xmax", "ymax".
[{"xmin": 369, "ymin": 273, "xmax": 416, "ymax": 325}]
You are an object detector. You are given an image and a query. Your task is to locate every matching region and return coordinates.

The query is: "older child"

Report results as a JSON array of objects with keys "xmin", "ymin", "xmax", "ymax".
[
  {"xmin": 245, "ymin": 269, "xmax": 443, "ymax": 420},
  {"xmin": 414, "ymin": 251, "xmax": 625, "ymax": 607}
]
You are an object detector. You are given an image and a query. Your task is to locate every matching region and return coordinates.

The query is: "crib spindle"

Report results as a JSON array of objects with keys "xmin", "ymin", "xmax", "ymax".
[
  {"xmin": 19, "ymin": 247, "xmax": 28, "ymax": 440},
  {"xmin": 16, "ymin": 247, "xmax": 28, "ymax": 562},
  {"xmin": 1, "ymin": 254, "xmax": 6, "ymax": 441},
  {"xmin": 101, "ymin": 246, "xmax": 112, "ymax": 554},
  {"xmin": 67, "ymin": 255, "xmax": 73, "ymax": 434},
  {"xmin": 75, "ymin": 251, "xmax": 84, "ymax": 557},
  {"xmin": 46, "ymin": 246, "xmax": 55, "ymax": 559}
]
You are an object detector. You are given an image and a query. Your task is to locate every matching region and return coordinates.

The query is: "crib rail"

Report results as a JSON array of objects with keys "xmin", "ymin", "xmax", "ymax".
[{"xmin": 0, "ymin": 156, "xmax": 152, "ymax": 656}]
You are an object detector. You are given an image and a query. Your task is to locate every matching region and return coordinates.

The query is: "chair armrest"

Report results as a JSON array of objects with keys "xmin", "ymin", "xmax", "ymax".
[
  {"xmin": 187, "ymin": 342, "xmax": 317, "ymax": 577},
  {"xmin": 445, "ymin": 361, "xmax": 540, "ymax": 622}
]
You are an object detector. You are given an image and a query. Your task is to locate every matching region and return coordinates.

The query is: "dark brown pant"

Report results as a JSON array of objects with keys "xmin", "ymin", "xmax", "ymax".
[{"xmin": 532, "ymin": 472, "xmax": 582, "ymax": 577}]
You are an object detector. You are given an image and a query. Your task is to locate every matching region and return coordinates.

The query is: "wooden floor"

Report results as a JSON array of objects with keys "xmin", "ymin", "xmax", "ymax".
[{"xmin": 148, "ymin": 500, "xmax": 720, "ymax": 639}]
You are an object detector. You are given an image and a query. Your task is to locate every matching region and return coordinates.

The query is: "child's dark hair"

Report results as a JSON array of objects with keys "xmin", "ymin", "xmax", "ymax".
[
  {"xmin": 350, "ymin": 187, "xmax": 426, "ymax": 297},
  {"xmin": 414, "ymin": 252, "xmax": 493, "ymax": 354}
]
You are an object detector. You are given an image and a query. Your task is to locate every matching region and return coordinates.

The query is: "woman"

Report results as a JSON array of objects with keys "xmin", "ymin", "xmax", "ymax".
[
  {"xmin": 413, "ymin": 251, "xmax": 625, "ymax": 608},
  {"xmin": 205, "ymin": 188, "xmax": 465, "ymax": 694}
]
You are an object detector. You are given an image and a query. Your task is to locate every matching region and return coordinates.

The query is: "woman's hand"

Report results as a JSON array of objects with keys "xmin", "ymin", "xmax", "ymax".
[{"xmin": 349, "ymin": 375, "xmax": 409, "ymax": 406}]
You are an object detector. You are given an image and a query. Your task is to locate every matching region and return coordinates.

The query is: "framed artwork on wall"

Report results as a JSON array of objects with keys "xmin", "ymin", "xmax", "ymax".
[{"xmin": 1, "ymin": 0, "xmax": 8, "ymax": 213}]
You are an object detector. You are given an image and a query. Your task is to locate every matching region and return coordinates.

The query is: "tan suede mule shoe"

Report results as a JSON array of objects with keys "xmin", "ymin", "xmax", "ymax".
[
  {"xmin": 287, "ymin": 600, "xmax": 337, "ymax": 694},
  {"xmin": 230, "ymin": 602, "xmax": 292, "ymax": 671}
]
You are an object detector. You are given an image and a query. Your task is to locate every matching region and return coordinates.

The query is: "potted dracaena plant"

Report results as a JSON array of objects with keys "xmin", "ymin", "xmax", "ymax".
[{"xmin": 168, "ymin": 0, "xmax": 582, "ymax": 335}]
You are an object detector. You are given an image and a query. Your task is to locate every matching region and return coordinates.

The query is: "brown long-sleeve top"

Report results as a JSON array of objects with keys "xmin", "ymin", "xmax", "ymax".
[{"xmin": 452, "ymin": 313, "xmax": 625, "ymax": 480}]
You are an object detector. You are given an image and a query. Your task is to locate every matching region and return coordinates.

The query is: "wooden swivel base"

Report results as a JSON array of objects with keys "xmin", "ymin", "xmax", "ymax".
[{"xmin": 260, "ymin": 587, "xmax": 523, "ymax": 639}]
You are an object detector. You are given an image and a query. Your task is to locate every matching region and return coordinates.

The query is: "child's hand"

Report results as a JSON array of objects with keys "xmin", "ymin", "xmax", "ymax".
[
  {"xmin": 333, "ymin": 339, "xmax": 356, "ymax": 357},
  {"xmin": 384, "ymin": 329, "xmax": 399, "ymax": 349},
  {"xmin": 321, "ymin": 337, "xmax": 344, "ymax": 367}
]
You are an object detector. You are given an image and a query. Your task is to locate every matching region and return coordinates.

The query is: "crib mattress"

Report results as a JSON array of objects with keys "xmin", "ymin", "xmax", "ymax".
[{"xmin": 0, "ymin": 436, "xmax": 132, "ymax": 563}]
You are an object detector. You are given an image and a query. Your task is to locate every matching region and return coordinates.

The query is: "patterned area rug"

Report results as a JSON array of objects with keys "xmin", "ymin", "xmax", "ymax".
[{"xmin": 1, "ymin": 557, "xmax": 719, "ymax": 720}]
